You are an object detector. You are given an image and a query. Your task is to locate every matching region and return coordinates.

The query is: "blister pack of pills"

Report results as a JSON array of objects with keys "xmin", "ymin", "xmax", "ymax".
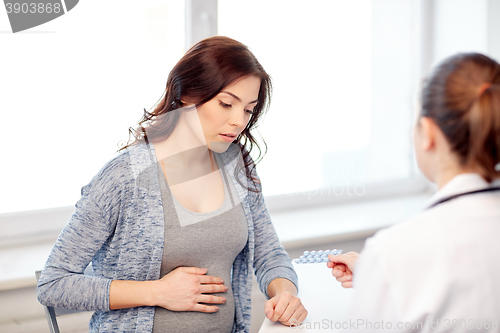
[{"xmin": 293, "ymin": 249, "xmax": 343, "ymax": 264}]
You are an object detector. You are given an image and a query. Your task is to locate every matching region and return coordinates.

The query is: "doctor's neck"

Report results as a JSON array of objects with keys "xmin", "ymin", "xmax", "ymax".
[
  {"xmin": 433, "ymin": 160, "xmax": 486, "ymax": 190},
  {"xmin": 424, "ymin": 125, "xmax": 500, "ymax": 190}
]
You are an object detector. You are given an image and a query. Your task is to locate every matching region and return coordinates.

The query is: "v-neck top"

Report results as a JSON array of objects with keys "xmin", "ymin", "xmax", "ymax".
[{"xmin": 152, "ymin": 153, "xmax": 248, "ymax": 333}]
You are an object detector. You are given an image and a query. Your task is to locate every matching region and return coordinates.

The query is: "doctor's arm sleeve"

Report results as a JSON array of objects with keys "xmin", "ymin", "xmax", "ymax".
[{"xmin": 341, "ymin": 235, "xmax": 399, "ymax": 331}]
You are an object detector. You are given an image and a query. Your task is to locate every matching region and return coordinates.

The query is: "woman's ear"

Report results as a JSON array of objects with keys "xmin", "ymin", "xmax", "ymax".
[
  {"xmin": 180, "ymin": 96, "xmax": 197, "ymax": 106},
  {"xmin": 418, "ymin": 116, "xmax": 437, "ymax": 152}
]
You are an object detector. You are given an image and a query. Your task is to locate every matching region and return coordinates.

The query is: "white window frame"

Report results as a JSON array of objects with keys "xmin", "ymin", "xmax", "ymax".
[{"xmin": 8, "ymin": 0, "xmax": 500, "ymax": 247}]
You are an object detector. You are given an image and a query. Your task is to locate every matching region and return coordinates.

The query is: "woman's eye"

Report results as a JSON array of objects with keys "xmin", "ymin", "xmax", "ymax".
[
  {"xmin": 245, "ymin": 109, "xmax": 254, "ymax": 114},
  {"xmin": 219, "ymin": 101, "xmax": 232, "ymax": 108}
]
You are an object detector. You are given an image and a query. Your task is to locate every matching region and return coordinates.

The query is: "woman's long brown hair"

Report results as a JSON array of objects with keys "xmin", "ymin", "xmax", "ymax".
[
  {"xmin": 421, "ymin": 52, "xmax": 500, "ymax": 182},
  {"xmin": 117, "ymin": 36, "xmax": 272, "ymax": 194}
]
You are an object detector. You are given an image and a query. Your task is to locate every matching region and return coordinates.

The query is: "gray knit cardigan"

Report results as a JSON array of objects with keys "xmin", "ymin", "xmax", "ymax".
[{"xmin": 37, "ymin": 141, "xmax": 298, "ymax": 333}]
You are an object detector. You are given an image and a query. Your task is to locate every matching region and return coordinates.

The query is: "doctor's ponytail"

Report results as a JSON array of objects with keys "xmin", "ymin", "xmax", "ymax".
[
  {"xmin": 421, "ymin": 52, "xmax": 500, "ymax": 182},
  {"xmin": 468, "ymin": 80, "xmax": 500, "ymax": 182}
]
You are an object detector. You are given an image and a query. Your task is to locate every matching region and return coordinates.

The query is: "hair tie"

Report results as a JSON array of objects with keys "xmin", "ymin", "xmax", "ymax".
[{"xmin": 477, "ymin": 82, "xmax": 492, "ymax": 96}]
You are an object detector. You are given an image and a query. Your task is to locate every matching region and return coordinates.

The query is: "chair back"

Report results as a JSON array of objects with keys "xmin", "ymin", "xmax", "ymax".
[{"xmin": 35, "ymin": 264, "xmax": 93, "ymax": 333}]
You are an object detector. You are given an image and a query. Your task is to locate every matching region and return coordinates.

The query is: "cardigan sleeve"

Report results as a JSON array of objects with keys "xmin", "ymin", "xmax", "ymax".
[
  {"xmin": 248, "ymin": 163, "xmax": 299, "ymax": 299},
  {"xmin": 36, "ymin": 160, "xmax": 124, "ymax": 312}
]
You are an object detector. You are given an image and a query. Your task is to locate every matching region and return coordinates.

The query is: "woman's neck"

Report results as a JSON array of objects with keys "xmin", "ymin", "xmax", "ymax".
[{"xmin": 153, "ymin": 113, "xmax": 209, "ymax": 167}]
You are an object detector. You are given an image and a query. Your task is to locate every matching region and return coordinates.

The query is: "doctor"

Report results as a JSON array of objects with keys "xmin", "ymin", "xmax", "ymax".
[{"xmin": 328, "ymin": 52, "xmax": 500, "ymax": 332}]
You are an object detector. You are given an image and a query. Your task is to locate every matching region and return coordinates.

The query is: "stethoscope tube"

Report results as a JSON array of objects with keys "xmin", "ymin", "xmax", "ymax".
[{"xmin": 427, "ymin": 187, "xmax": 500, "ymax": 209}]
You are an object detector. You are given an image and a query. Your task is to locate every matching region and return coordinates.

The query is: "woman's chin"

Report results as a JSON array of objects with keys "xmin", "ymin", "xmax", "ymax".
[{"xmin": 208, "ymin": 141, "xmax": 231, "ymax": 153}]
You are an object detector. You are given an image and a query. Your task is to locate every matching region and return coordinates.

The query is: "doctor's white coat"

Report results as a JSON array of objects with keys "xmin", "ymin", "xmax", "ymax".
[{"xmin": 342, "ymin": 173, "xmax": 500, "ymax": 333}]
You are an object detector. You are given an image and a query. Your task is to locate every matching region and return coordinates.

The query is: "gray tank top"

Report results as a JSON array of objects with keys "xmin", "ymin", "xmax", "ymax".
[{"xmin": 152, "ymin": 153, "xmax": 248, "ymax": 333}]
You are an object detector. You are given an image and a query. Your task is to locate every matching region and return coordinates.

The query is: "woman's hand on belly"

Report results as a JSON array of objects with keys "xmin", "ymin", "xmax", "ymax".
[{"xmin": 152, "ymin": 266, "xmax": 228, "ymax": 312}]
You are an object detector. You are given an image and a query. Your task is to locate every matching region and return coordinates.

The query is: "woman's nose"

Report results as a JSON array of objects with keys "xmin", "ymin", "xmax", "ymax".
[{"xmin": 229, "ymin": 109, "xmax": 246, "ymax": 127}]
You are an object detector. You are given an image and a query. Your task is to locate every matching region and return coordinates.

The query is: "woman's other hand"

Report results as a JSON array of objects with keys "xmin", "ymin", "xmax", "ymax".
[
  {"xmin": 153, "ymin": 266, "xmax": 227, "ymax": 312},
  {"xmin": 265, "ymin": 278, "xmax": 308, "ymax": 326},
  {"xmin": 326, "ymin": 252, "xmax": 359, "ymax": 288},
  {"xmin": 265, "ymin": 291, "xmax": 308, "ymax": 326}
]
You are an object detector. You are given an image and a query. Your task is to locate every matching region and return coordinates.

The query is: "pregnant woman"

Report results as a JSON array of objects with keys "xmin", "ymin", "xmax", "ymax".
[{"xmin": 37, "ymin": 36, "xmax": 307, "ymax": 333}]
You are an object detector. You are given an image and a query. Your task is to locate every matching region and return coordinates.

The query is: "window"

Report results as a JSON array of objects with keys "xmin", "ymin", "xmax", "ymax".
[
  {"xmin": 3, "ymin": 0, "xmax": 498, "ymax": 237},
  {"xmin": 0, "ymin": 0, "xmax": 185, "ymax": 215},
  {"xmin": 218, "ymin": 0, "xmax": 420, "ymax": 200}
]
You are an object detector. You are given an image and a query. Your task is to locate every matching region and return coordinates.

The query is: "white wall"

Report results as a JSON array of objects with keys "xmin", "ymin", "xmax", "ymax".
[{"xmin": 432, "ymin": 0, "xmax": 499, "ymax": 66}]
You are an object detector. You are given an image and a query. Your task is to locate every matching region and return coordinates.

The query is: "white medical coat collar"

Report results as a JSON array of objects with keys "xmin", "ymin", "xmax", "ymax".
[{"xmin": 423, "ymin": 172, "xmax": 500, "ymax": 210}]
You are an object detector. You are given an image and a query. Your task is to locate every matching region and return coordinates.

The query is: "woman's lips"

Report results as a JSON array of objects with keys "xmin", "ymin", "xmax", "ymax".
[{"xmin": 219, "ymin": 134, "xmax": 236, "ymax": 142}]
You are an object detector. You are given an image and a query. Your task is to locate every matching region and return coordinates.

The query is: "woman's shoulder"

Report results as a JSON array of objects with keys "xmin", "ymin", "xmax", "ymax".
[
  {"xmin": 363, "ymin": 202, "xmax": 480, "ymax": 268},
  {"xmin": 84, "ymin": 142, "xmax": 155, "ymax": 194}
]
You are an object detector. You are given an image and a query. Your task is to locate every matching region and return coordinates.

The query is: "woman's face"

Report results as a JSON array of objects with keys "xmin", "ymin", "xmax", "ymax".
[{"xmin": 187, "ymin": 75, "xmax": 261, "ymax": 153}]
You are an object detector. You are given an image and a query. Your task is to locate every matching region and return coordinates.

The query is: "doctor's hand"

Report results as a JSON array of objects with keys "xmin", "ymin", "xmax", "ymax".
[
  {"xmin": 265, "ymin": 278, "xmax": 308, "ymax": 326},
  {"xmin": 327, "ymin": 252, "xmax": 360, "ymax": 288},
  {"xmin": 154, "ymin": 267, "xmax": 227, "ymax": 312}
]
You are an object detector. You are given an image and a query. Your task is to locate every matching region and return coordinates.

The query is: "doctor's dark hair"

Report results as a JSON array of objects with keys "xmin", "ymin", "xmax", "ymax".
[
  {"xmin": 118, "ymin": 36, "xmax": 272, "ymax": 194},
  {"xmin": 420, "ymin": 52, "xmax": 500, "ymax": 182}
]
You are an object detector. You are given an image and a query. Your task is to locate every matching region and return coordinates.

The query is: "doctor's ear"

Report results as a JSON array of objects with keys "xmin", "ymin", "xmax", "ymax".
[{"xmin": 417, "ymin": 116, "xmax": 437, "ymax": 152}]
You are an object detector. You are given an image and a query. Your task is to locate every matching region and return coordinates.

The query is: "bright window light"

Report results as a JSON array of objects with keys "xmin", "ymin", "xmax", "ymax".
[
  {"xmin": 0, "ymin": 0, "xmax": 185, "ymax": 214},
  {"xmin": 218, "ymin": 0, "xmax": 415, "ymax": 197}
]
